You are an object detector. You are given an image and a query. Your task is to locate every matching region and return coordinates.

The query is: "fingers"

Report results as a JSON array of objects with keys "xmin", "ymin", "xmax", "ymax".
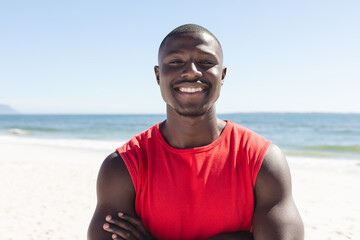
[
  {"xmin": 117, "ymin": 212, "xmax": 151, "ymax": 237},
  {"xmin": 103, "ymin": 219, "xmax": 138, "ymax": 239},
  {"xmin": 103, "ymin": 222, "xmax": 136, "ymax": 239},
  {"xmin": 103, "ymin": 214, "xmax": 145, "ymax": 239}
]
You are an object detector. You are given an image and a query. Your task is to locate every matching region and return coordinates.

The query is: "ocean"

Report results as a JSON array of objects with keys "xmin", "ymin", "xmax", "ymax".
[{"xmin": 0, "ymin": 113, "xmax": 359, "ymax": 160}]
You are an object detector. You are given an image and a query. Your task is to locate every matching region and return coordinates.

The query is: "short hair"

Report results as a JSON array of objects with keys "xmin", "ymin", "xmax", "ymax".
[{"xmin": 158, "ymin": 24, "xmax": 222, "ymax": 54}]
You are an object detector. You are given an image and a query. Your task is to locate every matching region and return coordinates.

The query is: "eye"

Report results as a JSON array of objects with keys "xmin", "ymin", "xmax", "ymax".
[
  {"xmin": 168, "ymin": 59, "xmax": 184, "ymax": 65},
  {"xmin": 198, "ymin": 60, "xmax": 214, "ymax": 66}
]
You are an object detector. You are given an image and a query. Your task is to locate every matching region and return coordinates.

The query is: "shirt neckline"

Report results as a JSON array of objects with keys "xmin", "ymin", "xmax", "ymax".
[{"xmin": 154, "ymin": 120, "xmax": 232, "ymax": 153}]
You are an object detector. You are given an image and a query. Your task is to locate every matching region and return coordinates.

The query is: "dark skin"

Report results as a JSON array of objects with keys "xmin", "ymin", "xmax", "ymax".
[{"xmin": 88, "ymin": 31, "xmax": 304, "ymax": 240}]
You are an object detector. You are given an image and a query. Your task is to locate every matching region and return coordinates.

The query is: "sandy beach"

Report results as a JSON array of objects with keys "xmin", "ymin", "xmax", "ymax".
[{"xmin": 1, "ymin": 141, "xmax": 359, "ymax": 240}]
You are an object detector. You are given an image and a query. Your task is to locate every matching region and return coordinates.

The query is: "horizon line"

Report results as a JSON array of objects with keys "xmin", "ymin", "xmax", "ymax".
[{"xmin": 1, "ymin": 111, "xmax": 360, "ymax": 115}]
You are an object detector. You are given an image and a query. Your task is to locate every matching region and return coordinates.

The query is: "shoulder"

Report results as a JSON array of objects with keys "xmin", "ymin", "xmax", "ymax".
[
  {"xmin": 255, "ymin": 144, "xmax": 292, "ymax": 204},
  {"xmin": 262, "ymin": 144, "xmax": 291, "ymax": 183},
  {"xmin": 97, "ymin": 152, "xmax": 135, "ymax": 203},
  {"xmin": 100, "ymin": 152, "xmax": 127, "ymax": 177},
  {"xmin": 262, "ymin": 144, "xmax": 289, "ymax": 175}
]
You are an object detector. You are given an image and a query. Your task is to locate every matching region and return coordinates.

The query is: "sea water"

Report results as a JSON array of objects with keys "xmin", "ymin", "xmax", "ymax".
[{"xmin": 0, "ymin": 113, "xmax": 359, "ymax": 160}]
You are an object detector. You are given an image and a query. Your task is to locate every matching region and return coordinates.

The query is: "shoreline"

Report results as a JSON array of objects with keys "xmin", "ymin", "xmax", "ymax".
[
  {"xmin": 1, "ymin": 134, "xmax": 359, "ymax": 161},
  {"xmin": 1, "ymin": 142, "xmax": 359, "ymax": 239}
]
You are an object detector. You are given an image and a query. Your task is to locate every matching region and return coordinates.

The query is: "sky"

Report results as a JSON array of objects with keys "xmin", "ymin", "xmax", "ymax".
[{"xmin": 0, "ymin": 0, "xmax": 359, "ymax": 114}]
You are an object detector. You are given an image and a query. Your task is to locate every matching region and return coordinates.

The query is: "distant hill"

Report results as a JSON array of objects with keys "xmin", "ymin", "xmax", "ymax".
[{"xmin": 0, "ymin": 104, "xmax": 18, "ymax": 114}]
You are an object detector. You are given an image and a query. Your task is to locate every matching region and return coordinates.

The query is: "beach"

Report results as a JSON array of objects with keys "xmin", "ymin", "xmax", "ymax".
[
  {"xmin": 1, "ymin": 141, "xmax": 359, "ymax": 240},
  {"xmin": 0, "ymin": 142, "xmax": 104, "ymax": 240}
]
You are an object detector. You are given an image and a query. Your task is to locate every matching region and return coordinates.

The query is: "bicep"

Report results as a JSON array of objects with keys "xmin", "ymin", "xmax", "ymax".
[
  {"xmin": 252, "ymin": 144, "xmax": 304, "ymax": 240},
  {"xmin": 88, "ymin": 152, "xmax": 136, "ymax": 240}
]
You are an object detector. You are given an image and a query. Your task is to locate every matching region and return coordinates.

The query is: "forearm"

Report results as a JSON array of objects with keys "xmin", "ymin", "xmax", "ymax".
[
  {"xmin": 88, "ymin": 215, "xmax": 113, "ymax": 240},
  {"xmin": 205, "ymin": 231, "xmax": 253, "ymax": 240}
]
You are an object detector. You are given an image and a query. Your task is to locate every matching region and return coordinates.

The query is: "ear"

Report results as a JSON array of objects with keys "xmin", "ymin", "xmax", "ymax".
[
  {"xmin": 221, "ymin": 67, "xmax": 227, "ymax": 85},
  {"xmin": 154, "ymin": 66, "xmax": 160, "ymax": 85}
]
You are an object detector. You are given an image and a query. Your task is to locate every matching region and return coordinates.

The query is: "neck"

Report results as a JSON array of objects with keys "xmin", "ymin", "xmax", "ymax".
[{"xmin": 160, "ymin": 105, "xmax": 226, "ymax": 149}]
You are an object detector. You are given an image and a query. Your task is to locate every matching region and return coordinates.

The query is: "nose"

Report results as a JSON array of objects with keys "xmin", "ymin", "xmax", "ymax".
[{"xmin": 181, "ymin": 62, "xmax": 202, "ymax": 80}]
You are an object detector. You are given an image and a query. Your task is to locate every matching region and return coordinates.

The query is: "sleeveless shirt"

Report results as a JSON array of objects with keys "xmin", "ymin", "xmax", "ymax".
[{"xmin": 117, "ymin": 120, "xmax": 271, "ymax": 240}]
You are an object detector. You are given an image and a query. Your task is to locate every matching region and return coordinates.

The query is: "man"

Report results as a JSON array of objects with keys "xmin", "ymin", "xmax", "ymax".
[{"xmin": 88, "ymin": 24, "xmax": 304, "ymax": 240}]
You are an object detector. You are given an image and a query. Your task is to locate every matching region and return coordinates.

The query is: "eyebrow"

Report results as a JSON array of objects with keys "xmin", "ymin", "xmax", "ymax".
[
  {"xmin": 165, "ymin": 50, "xmax": 184, "ymax": 55},
  {"xmin": 197, "ymin": 50, "xmax": 217, "ymax": 57}
]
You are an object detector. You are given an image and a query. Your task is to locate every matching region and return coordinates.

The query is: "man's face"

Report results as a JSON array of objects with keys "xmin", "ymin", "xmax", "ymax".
[{"xmin": 154, "ymin": 32, "xmax": 227, "ymax": 117}]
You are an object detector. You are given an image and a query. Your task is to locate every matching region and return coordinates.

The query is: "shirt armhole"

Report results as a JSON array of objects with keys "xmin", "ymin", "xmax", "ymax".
[
  {"xmin": 251, "ymin": 140, "xmax": 271, "ymax": 188},
  {"xmin": 117, "ymin": 147, "xmax": 138, "ymax": 192}
]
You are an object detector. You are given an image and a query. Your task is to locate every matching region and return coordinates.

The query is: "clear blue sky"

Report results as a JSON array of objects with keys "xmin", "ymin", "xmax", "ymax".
[{"xmin": 1, "ymin": 0, "xmax": 359, "ymax": 114}]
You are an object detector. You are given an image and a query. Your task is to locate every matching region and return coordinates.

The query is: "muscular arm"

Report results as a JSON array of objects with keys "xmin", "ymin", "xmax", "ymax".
[
  {"xmin": 206, "ymin": 144, "xmax": 303, "ymax": 240},
  {"xmin": 87, "ymin": 152, "xmax": 137, "ymax": 240},
  {"xmin": 252, "ymin": 144, "xmax": 304, "ymax": 240}
]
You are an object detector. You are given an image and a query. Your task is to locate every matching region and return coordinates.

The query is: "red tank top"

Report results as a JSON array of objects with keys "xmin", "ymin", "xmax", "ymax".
[{"xmin": 117, "ymin": 120, "xmax": 271, "ymax": 240}]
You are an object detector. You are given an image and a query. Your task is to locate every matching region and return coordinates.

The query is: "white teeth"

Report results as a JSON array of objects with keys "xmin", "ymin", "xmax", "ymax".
[{"xmin": 179, "ymin": 87, "xmax": 204, "ymax": 93}]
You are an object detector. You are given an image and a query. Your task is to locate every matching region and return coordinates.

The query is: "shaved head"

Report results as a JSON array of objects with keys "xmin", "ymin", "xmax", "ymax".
[{"xmin": 158, "ymin": 24, "xmax": 223, "ymax": 56}]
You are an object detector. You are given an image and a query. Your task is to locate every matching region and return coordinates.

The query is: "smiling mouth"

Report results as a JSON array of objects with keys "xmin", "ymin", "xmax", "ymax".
[
  {"xmin": 177, "ymin": 86, "xmax": 206, "ymax": 93},
  {"xmin": 173, "ymin": 81, "xmax": 210, "ymax": 93}
]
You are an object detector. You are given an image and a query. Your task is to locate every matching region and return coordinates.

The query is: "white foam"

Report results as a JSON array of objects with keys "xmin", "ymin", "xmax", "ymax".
[
  {"xmin": 0, "ymin": 135, "xmax": 125, "ymax": 151},
  {"xmin": 8, "ymin": 128, "xmax": 30, "ymax": 136}
]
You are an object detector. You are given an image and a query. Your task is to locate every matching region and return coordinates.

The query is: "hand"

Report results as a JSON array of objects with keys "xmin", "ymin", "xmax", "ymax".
[{"xmin": 103, "ymin": 212, "xmax": 152, "ymax": 240}]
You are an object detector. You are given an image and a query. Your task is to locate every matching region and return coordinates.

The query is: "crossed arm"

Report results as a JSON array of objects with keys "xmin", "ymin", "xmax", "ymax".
[
  {"xmin": 87, "ymin": 152, "xmax": 151, "ymax": 240},
  {"xmin": 87, "ymin": 144, "xmax": 304, "ymax": 240}
]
